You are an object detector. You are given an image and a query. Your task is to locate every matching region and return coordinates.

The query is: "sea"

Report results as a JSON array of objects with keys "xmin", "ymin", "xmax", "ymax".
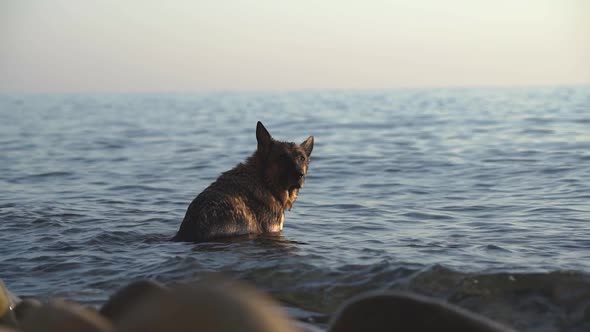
[{"xmin": 1, "ymin": 87, "xmax": 589, "ymax": 331}]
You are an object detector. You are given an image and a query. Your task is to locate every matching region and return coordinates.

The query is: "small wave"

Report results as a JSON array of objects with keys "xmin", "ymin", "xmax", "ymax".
[
  {"xmin": 318, "ymin": 203, "xmax": 366, "ymax": 210},
  {"xmin": 22, "ymin": 171, "xmax": 75, "ymax": 180},
  {"xmin": 540, "ymin": 167, "xmax": 576, "ymax": 174},
  {"xmin": 400, "ymin": 211, "xmax": 454, "ymax": 220},
  {"xmin": 31, "ymin": 261, "xmax": 82, "ymax": 273},
  {"xmin": 481, "ymin": 158, "xmax": 538, "ymax": 163},
  {"xmin": 37, "ymin": 171, "xmax": 74, "ymax": 177},
  {"xmin": 523, "ymin": 117, "xmax": 555, "ymax": 124},
  {"xmin": 523, "ymin": 206, "xmax": 585, "ymax": 214},
  {"xmin": 479, "ymin": 244, "xmax": 512, "ymax": 252},
  {"xmin": 441, "ymin": 205, "xmax": 496, "ymax": 212},
  {"xmin": 519, "ymin": 128, "xmax": 554, "ymax": 135},
  {"xmin": 237, "ymin": 262, "xmax": 590, "ymax": 332},
  {"xmin": 106, "ymin": 185, "xmax": 174, "ymax": 193}
]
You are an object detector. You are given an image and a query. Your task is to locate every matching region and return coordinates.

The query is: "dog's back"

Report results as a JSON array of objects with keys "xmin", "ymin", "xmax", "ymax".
[
  {"xmin": 173, "ymin": 162, "xmax": 283, "ymax": 242},
  {"xmin": 173, "ymin": 122, "xmax": 313, "ymax": 242}
]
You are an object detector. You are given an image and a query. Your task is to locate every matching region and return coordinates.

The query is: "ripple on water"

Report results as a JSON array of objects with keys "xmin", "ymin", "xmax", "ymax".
[{"xmin": 1, "ymin": 88, "xmax": 590, "ymax": 332}]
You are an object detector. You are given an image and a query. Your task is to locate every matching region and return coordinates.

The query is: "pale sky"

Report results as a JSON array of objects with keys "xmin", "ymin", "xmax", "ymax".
[{"xmin": 1, "ymin": 0, "xmax": 589, "ymax": 93}]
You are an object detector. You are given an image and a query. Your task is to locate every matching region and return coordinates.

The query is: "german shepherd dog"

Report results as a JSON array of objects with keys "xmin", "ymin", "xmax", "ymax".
[{"xmin": 172, "ymin": 122, "xmax": 314, "ymax": 242}]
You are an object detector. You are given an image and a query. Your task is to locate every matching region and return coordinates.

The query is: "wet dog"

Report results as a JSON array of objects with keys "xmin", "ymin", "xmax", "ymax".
[{"xmin": 172, "ymin": 122, "xmax": 313, "ymax": 242}]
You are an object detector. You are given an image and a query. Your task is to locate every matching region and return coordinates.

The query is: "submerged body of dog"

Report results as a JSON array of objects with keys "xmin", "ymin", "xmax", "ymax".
[{"xmin": 172, "ymin": 122, "xmax": 314, "ymax": 242}]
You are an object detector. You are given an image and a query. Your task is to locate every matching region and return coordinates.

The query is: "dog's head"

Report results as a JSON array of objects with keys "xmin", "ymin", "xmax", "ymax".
[{"xmin": 256, "ymin": 121, "xmax": 313, "ymax": 204}]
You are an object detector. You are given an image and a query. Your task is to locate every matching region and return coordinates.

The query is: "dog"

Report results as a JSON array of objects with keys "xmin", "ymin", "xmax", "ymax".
[{"xmin": 172, "ymin": 121, "xmax": 313, "ymax": 242}]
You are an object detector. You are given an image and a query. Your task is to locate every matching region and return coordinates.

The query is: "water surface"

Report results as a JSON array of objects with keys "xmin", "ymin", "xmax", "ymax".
[{"xmin": 1, "ymin": 87, "xmax": 589, "ymax": 331}]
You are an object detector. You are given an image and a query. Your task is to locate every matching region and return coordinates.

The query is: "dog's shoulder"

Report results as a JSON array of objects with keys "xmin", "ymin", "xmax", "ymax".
[{"xmin": 195, "ymin": 161, "xmax": 278, "ymax": 210}]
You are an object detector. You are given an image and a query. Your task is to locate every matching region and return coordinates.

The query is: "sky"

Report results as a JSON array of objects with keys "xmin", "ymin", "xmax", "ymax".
[{"xmin": 1, "ymin": 0, "xmax": 589, "ymax": 93}]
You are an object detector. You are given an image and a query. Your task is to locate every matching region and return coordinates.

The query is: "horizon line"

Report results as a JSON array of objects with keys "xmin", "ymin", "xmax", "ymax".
[{"xmin": 1, "ymin": 82, "xmax": 589, "ymax": 97}]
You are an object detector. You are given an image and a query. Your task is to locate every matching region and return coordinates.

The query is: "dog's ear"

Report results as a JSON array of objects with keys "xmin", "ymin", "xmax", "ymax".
[
  {"xmin": 256, "ymin": 121, "xmax": 273, "ymax": 151},
  {"xmin": 301, "ymin": 136, "xmax": 314, "ymax": 157}
]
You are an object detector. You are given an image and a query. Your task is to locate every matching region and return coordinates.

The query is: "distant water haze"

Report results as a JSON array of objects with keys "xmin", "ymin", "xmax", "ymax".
[{"xmin": 1, "ymin": 0, "xmax": 589, "ymax": 93}]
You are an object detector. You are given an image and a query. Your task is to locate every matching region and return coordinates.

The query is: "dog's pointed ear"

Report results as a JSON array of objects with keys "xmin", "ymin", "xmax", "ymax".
[
  {"xmin": 301, "ymin": 136, "xmax": 314, "ymax": 157},
  {"xmin": 256, "ymin": 121, "xmax": 273, "ymax": 151}
]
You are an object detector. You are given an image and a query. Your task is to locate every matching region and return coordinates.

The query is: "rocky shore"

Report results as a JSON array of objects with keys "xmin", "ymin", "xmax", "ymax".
[{"xmin": 1, "ymin": 279, "xmax": 514, "ymax": 332}]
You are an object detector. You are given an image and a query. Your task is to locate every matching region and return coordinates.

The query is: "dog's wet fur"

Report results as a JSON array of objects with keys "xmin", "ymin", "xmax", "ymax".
[{"xmin": 172, "ymin": 122, "xmax": 313, "ymax": 242}]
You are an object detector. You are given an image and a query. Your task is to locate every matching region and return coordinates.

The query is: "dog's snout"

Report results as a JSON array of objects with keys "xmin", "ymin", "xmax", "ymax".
[{"xmin": 296, "ymin": 170, "xmax": 304, "ymax": 178}]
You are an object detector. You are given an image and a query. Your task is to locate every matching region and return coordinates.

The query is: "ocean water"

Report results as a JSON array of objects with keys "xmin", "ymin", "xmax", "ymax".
[{"xmin": 1, "ymin": 87, "xmax": 589, "ymax": 331}]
